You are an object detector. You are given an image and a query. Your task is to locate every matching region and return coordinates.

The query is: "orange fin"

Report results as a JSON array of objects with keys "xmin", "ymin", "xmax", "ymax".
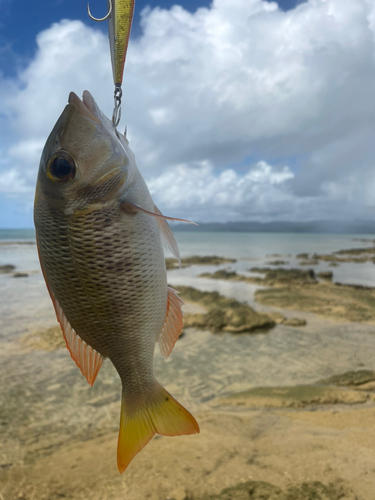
[
  {"xmin": 157, "ymin": 287, "xmax": 184, "ymax": 358},
  {"xmin": 117, "ymin": 381, "xmax": 199, "ymax": 473},
  {"xmin": 154, "ymin": 204, "xmax": 181, "ymax": 265},
  {"xmin": 36, "ymin": 236, "xmax": 104, "ymax": 387},
  {"xmin": 52, "ymin": 296, "xmax": 104, "ymax": 387}
]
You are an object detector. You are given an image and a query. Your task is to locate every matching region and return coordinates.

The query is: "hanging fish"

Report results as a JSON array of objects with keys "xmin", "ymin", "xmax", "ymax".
[{"xmin": 34, "ymin": 90, "xmax": 199, "ymax": 473}]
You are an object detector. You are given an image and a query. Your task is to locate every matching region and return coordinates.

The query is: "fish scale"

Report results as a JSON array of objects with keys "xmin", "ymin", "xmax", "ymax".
[{"xmin": 36, "ymin": 202, "xmax": 167, "ymax": 376}]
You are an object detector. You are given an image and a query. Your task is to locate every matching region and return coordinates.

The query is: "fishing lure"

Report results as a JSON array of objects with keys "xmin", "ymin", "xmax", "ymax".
[{"xmin": 88, "ymin": 0, "xmax": 135, "ymax": 127}]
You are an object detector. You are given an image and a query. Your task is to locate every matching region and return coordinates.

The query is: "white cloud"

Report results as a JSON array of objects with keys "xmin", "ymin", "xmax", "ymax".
[
  {"xmin": 8, "ymin": 139, "xmax": 45, "ymax": 164},
  {"xmin": 0, "ymin": 169, "xmax": 33, "ymax": 195},
  {"xmin": 148, "ymin": 160, "xmax": 297, "ymax": 221},
  {"xmin": 1, "ymin": 0, "xmax": 375, "ymax": 224}
]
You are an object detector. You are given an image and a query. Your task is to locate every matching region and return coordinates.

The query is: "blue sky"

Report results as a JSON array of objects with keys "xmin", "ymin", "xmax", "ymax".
[
  {"xmin": 1, "ymin": 0, "xmax": 375, "ymax": 227},
  {"xmin": 0, "ymin": 0, "xmax": 302, "ymax": 77}
]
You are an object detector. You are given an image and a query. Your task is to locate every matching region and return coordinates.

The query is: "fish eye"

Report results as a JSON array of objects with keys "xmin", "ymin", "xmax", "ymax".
[{"xmin": 46, "ymin": 152, "xmax": 76, "ymax": 183}]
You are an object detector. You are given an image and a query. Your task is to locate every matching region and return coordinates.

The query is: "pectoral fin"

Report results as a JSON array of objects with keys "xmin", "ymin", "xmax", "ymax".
[
  {"xmin": 154, "ymin": 204, "xmax": 181, "ymax": 265},
  {"xmin": 120, "ymin": 201, "xmax": 197, "ymax": 265},
  {"xmin": 120, "ymin": 201, "xmax": 198, "ymax": 225},
  {"xmin": 157, "ymin": 287, "xmax": 184, "ymax": 357}
]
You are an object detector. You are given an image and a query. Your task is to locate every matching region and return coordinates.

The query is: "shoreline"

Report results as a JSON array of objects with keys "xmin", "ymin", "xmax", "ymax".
[{"xmin": 2, "ymin": 241, "xmax": 375, "ymax": 499}]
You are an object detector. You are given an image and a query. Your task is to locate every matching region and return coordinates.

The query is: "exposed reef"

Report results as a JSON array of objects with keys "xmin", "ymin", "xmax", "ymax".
[
  {"xmin": 196, "ymin": 479, "xmax": 357, "ymax": 500},
  {"xmin": 266, "ymin": 260, "xmax": 289, "ymax": 266},
  {"xmin": 200, "ymin": 267, "xmax": 317, "ymax": 286},
  {"xmin": 166, "ymin": 255, "xmax": 237, "ymax": 270},
  {"xmin": 317, "ymin": 271, "xmax": 333, "ymax": 280},
  {"xmin": 178, "ymin": 286, "xmax": 275, "ymax": 333},
  {"xmin": 218, "ymin": 369, "xmax": 375, "ymax": 410},
  {"xmin": 199, "ymin": 266, "xmax": 375, "ymax": 323},
  {"xmin": 218, "ymin": 384, "xmax": 369, "ymax": 409},
  {"xmin": 0, "ymin": 264, "xmax": 16, "ymax": 274},
  {"xmin": 20, "ymin": 326, "xmax": 65, "ymax": 352},
  {"xmin": 296, "ymin": 247, "xmax": 375, "ymax": 264},
  {"xmin": 255, "ymin": 282, "xmax": 375, "ymax": 323},
  {"xmin": 318, "ymin": 370, "xmax": 375, "ymax": 387}
]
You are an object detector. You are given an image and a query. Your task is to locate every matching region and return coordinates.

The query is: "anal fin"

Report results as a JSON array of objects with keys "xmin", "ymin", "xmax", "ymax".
[
  {"xmin": 53, "ymin": 298, "xmax": 104, "ymax": 386},
  {"xmin": 36, "ymin": 236, "xmax": 103, "ymax": 386},
  {"xmin": 157, "ymin": 287, "xmax": 184, "ymax": 357}
]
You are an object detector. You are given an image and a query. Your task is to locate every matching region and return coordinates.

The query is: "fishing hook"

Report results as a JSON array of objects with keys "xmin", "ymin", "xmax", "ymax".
[{"xmin": 87, "ymin": 0, "xmax": 112, "ymax": 22}]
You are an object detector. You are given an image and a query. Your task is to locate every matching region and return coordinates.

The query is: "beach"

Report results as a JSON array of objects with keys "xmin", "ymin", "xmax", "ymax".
[{"xmin": 1, "ymin": 231, "xmax": 375, "ymax": 499}]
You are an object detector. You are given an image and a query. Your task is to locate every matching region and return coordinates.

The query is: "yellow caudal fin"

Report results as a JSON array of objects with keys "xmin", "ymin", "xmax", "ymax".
[{"xmin": 117, "ymin": 382, "xmax": 199, "ymax": 473}]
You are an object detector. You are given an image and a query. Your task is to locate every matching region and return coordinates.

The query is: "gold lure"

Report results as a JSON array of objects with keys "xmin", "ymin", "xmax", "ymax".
[{"xmin": 87, "ymin": 0, "xmax": 135, "ymax": 126}]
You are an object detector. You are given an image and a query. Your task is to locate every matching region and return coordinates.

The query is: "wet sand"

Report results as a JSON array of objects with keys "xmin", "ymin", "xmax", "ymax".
[{"xmin": 2, "ymin": 246, "xmax": 375, "ymax": 499}]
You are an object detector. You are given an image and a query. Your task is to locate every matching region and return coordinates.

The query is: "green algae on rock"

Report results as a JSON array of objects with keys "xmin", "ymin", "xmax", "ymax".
[
  {"xmin": 196, "ymin": 479, "xmax": 357, "ymax": 500},
  {"xmin": 317, "ymin": 271, "xmax": 333, "ymax": 281},
  {"xmin": 296, "ymin": 248, "xmax": 375, "ymax": 265},
  {"xmin": 198, "ymin": 266, "xmax": 375, "ymax": 323},
  {"xmin": 318, "ymin": 370, "xmax": 375, "ymax": 387},
  {"xmin": 20, "ymin": 326, "xmax": 65, "ymax": 352},
  {"xmin": 199, "ymin": 269, "xmax": 245, "ymax": 281},
  {"xmin": 178, "ymin": 286, "xmax": 275, "ymax": 333},
  {"xmin": 281, "ymin": 317, "xmax": 307, "ymax": 327},
  {"xmin": 267, "ymin": 312, "xmax": 306, "ymax": 326},
  {"xmin": 298, "ymin": 259, "xmax": 319, "ymax": 266},
  {"xmin": 218, "ymin": 385, "xmax": 369, "ymax": 409},
  {"xmin": 267, "ymin": 260, "xmax": 289, "ymax": 266},
  {"xmin": 255, "ymin": 281, "xmax": 375, "ymax": 323},
  {"xmin": 296, "ymin": 253, "xmax": 309, "ymax": 259},
  {"xmin": 314, "ymin": 253, "xmax": 369, "ymax": 264},
  {"xmin": 200, "ymin": 267, "xmax": 317, "ymax": 286},
  {"xmin": 0, "ymin": 264, "xmax": 16, "ymax": 274},
  {"xmin": 166, "ymin": 255, "xmax": 237, "ymax": 270},
  {"xmin": 249, "ymin": 267, "xmax": 317, "ymax": 285}
]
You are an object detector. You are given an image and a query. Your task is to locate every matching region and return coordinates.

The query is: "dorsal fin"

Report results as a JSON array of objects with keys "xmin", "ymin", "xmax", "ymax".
[
  {"xmin": 154, "ymin": 205, "xmax": 181, "ymax": 265},
  {"xmin": 36, "ymin": 237, "xmax": 104, "ymax": 386},
  {"xmin": 157, "ymin": 287, "xmax": 184, "ymax": 357}
]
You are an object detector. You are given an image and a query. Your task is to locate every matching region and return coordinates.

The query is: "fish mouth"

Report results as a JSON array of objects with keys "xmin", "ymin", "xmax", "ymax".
[{"xmin": 68, "ymin": 91, "xmax": 101, "ymax": 125}]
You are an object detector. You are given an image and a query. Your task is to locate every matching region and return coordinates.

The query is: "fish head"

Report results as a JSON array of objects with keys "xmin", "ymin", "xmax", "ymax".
[{"xmin": 36, "ymin": 90, "xmax": 133, "ymax": 212}]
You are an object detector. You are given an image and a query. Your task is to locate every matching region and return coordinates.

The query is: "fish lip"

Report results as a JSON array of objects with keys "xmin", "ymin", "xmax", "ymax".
[{"xmin": 68, "ymin": 91, "xmax": 101, "ymax": 125}]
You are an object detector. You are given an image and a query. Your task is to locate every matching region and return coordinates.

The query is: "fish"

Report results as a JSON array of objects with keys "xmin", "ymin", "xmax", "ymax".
[{"xmin": 34, "ymin": 90, "xmax": 199, "ymax": 473}]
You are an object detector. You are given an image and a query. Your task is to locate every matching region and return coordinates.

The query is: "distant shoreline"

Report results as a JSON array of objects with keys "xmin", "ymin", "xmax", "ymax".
[
  {"xmin": 170, "ymin": 220, "xmax": 375, "ymax": 233},
  {"xmin": 2, "ymin": 221, "xmax": 375, "ymax": 236}
]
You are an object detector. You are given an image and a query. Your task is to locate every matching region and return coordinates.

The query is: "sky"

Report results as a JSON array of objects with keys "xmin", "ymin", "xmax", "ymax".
[{"xmin": 0, "ymin": 0, "xmax": 374, "ymax": 227}]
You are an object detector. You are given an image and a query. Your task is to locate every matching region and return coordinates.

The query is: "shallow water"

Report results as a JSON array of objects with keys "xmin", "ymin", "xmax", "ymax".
[
  {"xmin": 2, "ymin": 231, "xmax": 375, "ymax": 498},
  {"xmin": 1, "ymin": 231, "xmax": 375, "ymax": 409},
  {"xmin": 1, "ymin": 230, "xmax": 375, "ymax": 285}
]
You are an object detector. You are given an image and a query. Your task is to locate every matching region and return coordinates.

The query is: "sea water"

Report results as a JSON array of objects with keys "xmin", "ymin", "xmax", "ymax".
[
  {"xmin": 2, "ymin": 229, "xmax": 375, "ymax": 427},
  {"xmin": 1, "ymin": 229, "xmax": 374, "ymax": 286}
]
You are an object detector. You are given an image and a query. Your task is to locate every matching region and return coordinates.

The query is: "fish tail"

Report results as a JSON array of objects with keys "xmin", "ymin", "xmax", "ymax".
[{"xmin": 117, "ymin": 381, "xmax": 199, "ymax": 473}]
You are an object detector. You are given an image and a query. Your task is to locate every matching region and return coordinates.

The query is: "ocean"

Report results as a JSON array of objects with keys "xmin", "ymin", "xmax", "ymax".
[{"xmin": 1, "ymin": 229, "xmax": 375, "ymax": 286}]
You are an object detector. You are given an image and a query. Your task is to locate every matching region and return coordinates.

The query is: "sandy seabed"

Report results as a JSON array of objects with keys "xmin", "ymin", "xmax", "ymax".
[{"xmin": 2, "ymin": 246, "xmax": 375, "ymax": 499}]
